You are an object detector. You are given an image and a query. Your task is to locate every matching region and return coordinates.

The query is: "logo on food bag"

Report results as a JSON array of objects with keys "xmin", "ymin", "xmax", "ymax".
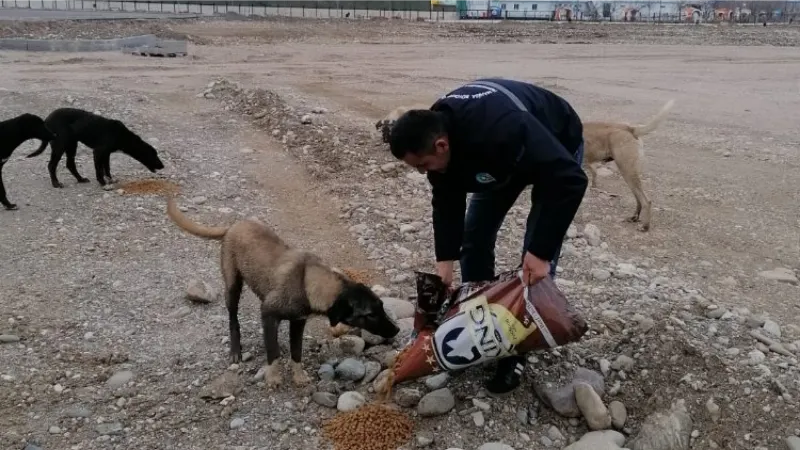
[{"xmin": 432, "ymin": 297, "xmax": 514, "ymax": 371}]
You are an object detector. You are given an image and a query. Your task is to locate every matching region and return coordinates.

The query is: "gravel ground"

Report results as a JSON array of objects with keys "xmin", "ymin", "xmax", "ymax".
[{"xmin": 1, "ymin": 16, "xmax": 799, "ymax": 450}]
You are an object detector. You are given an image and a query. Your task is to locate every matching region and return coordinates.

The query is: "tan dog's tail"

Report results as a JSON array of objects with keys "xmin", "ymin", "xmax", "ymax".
[
  {"xmin": 631, "ymin": 99, "xmax": 675, "ymax": 138},
  {"xmin": 166, "ymin": 196, "xmax": 229, "ymax": 240}
]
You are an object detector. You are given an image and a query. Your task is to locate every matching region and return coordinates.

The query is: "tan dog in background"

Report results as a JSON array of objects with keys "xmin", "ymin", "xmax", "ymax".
[{"xmin": 582, "ymin": 99, "xmax": 675, "ymax": 232}]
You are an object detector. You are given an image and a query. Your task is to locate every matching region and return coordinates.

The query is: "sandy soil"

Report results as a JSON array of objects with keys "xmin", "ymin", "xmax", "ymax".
[{"xmin": 1, "ymin": 17, "xmax": 798, "ymax": 450}]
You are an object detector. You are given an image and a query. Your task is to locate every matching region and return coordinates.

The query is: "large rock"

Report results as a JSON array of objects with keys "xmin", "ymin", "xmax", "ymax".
[
  {"xmin": 609, "ymin": 401, "xmax": 627, "ymax": 429},
  {"xmin": 332, "ymin": 335, "xmax": 366, "ymax": 355},
  {"xmin": 564, "ymin": 430, "xmax": 628, "ymax": 450},
  {"xmin": 335, "ymin": 358, "xmax": 366, "ymax": 381},
  {"xmin": 535, "ymin": 368, "xmax": 605, "ymax": 418},
  {"xmin": 575, "ymin": 383, "xmax": 612, "ymax": 430},
  {"xmin": 186, "ymin": 279, "xmax": 217, "ymax": 303},
  {"xmin": 395, "ymin": 388, "xmax": 423, "ymax": 408},
  {"xmin": 786, "ymin": 436, "xmax": 800, "ymax": 450},
  {"xmin": 337, "ymin": 391, "xmax": 366, "ymax": 412},
  {"xmin": 629, "ymin": 400, "xmax": 692, "ymax": 450},
  {"xmin": 417, "ymin": 388, "xmax": 455, "ymax": 417},
  {"xmin": 382, "ymin": 298, "xmax": 415, "ymax": 319}
]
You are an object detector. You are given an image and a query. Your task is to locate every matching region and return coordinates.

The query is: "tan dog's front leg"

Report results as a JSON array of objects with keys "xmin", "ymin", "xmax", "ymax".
[
  {"xmin": 291, "ymin": 361, "xmax": 311, "ymax": 386},
  {"xmin": 289, "ymin": 319, "xmax": 311, "ymax": 386},
  {"xmin": 261, "ymin": 312, "xmax": 282, "ymax": 389},
  {"xmin": 264, "ymin": 362, "xmax": 283, "ymax": 388}
]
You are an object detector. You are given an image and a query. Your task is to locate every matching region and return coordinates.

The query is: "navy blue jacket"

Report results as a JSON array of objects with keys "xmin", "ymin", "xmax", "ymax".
[{"xmin": 427, "ymin": 78, "xmax": 587, "ymax": 263}]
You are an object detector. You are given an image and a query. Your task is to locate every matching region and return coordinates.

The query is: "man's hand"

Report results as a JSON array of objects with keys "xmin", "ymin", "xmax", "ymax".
[
  {"xmin": 436, "ymin": 261, "xmax": 455, "ymax": 287},
  {"xmin": 522, "ymin": 252, "xmax": 550, "ymax": 286}
]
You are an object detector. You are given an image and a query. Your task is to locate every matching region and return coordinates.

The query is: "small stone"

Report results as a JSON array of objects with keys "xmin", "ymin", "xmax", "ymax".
[
  {"xmin": 239, "ymin": 147, "xmax": 254, "ymax": 154},
  {"xmin": 763, "ymin": 320, "xmax": 782, "ymax": 338},
  {"xmin": 53, "ymin": 384, "xmax": 64, "ymax": 394},
  {"xmin": 96, "ymin": 422, "xmax": 123, "ymax": 435},
  {"xmin": 786, "ymin": 436, "xmax": 800, "ymax": 450},
  {"xmin": 106, "ymin": 370, "xmax": 134, "ymax": 388},
  {"xmin": 584, "ymin": 224, "xmax": 602, "ymax": 246},
  {"xmin": 472, "ymin": 398, "xmax": 491, "ymax": 411},
  {"xmin": 186, "ymin": 279, "xmax": 216, "ymax": 303},
  {"xmin": 416, "ymin": 434, "xmax": 434, "ymax": 447},
  {"xmin": 300, "ymin": 114, "xmax": 313, "ymax": 124},
  {"xmin": 230, "ymin": 418, "xmax": 245, "ymax": 430},
  {"xmin": 65, "ymin": 406, "xmax": 91, "ymax": 418},
  {"xmin": 23, "ymin": 444, "xmax": 42, "ymax": 450},
  {"xmin": 548, "ymin": 425, "xmax": 565, "ymax": 442},
  {"xmin": 424, "ymin": 373, "xmax": 450, "ymax": 390},
  {"xmin": 395, "ymin": 388, "xmax": 423, "ymax": 408},
  {"xmin": 706, "ymin": 308, "xmax": 728, "ymax": 319},
  {"xmin": 540, "ymin": 436, "xmax": 554, "ymax": 447},
  {"xmin": 567, "ymin": 224, "xmax": 578, "ymax": 239},
  {"xmin": 598, "ymin": 359, "xmax": 611, "ymax": 376},
  {"xmin": 49, "ymin": 425, "xmax": 62, "ymax": 434},
  {"xmin": 417, "ymin": 388, "xmax": 455, "ymax": 417},
  {"xmin": 337, "ymin": 391, "xmax": 366, "ymax": 412},
  {"xmin": 535, "ymin": 367, "xmax": 605, "ymax": 418},
  {"xmin": 271, "ymin": 421, "xmax": 289, "ymax": 432},
  {"xmin": 611, "ymin": 355, "xmax": 635, "ymax": 372},
  {"xmin": 472, "ymin": 411, "xmax": 485, "ymax": 427},
  {"xmin": 564, "ymin": 431, "xmax": 626, "ymax": 450},
  {"xmin": 190, "ymin": 195, "xmax": 207, "ymax": 205},
  {"xmin": 591, "ymin": 269, "xmax": 612, "ymax": 281},
  {"xmin": 758, "ymin": 268, "xmax": 798, "ymax": 285},
  {"xmin": 748, "ymin": 350, "xmax": 766, "ymax": 365},
  {"xmin": 312, "ymin": 392, "xmax": 337, "ymax": 408},
  {"xmin": 0, "ymin": 334, "xmax": 20, "ymax": 343},
  {"xmin": 705, "ymin": 398, "xmax": 721, "ymax": 423},
  {"xmin": 516, "ymin": 408, "xmax": 528, "ymax": 425},
  {"xmin": 318, "ymin": 364, "xmax": 335, "ymax": 381},
  {"xmin": 609, "ymin": 401, "xmax": 627, "ymax": 429},
  {"xmin": 335, "ymin": 358, "xmax": 366, "ymax": 381},
  {"xmin": 169, "ymin": 306, "xmax": 192, "ymax": 318},
  {"xmin": 575, "ymin": 383, "xmax": 612, "ymax": 430},
  {"xmin": 477, "ymin": 444, "xmax": 513, "ymax": 450}
]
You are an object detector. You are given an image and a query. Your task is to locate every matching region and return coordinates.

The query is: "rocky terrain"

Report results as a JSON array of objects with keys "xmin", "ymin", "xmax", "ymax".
[
  {"xmin": 2, "ymin": 15, "xmax": 800, "ymax": 46},
  {"xmin": 1, "ymin": 13, "xmax": 799, "ymax": 450}
]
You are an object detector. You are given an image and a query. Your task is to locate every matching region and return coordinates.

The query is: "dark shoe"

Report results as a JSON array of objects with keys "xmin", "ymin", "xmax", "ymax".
[{"xmin": 485, "ymin": 355, "xmax": 526, "ymax": 397}]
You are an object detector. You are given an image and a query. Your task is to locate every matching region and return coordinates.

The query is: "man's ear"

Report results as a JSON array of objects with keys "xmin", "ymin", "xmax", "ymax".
[{"xmin": 327, "ymin": 296, "xmax": 352, "ymax": 326}]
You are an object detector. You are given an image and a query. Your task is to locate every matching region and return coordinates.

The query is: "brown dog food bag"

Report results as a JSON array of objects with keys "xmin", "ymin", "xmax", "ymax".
[{"xmin": 394, "ymin": 270, "xmax": 588, "ymax": 384}]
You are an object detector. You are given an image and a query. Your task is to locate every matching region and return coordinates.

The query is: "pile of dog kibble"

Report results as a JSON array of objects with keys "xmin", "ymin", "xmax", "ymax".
[
  {"xmin": 322, "ymin": 403, "xmax": 413, "ymax": 450},
  {"xmin": 118, "ymin": 179, "xmax": 180, "ymax": 196}
]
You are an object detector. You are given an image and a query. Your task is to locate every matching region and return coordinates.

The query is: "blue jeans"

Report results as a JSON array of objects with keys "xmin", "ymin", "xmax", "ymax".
[{"xmin": 460, "ymin": 143, "xmax": 584, "ymax": 283}]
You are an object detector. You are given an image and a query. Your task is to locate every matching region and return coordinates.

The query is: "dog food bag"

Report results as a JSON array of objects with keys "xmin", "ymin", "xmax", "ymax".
[{"xmin": 393, "ymin": 270, "xmax": 588, "ymax": 384}]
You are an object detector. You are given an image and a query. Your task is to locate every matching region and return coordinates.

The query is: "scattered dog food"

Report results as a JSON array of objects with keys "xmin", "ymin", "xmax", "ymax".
[
  {"xmin": 118, "ymin": 179, "xmax": 180, "ymax": 196},
  {"xmin": 322, "ymin": 403, "xmax": 413, "ymax": 450}
]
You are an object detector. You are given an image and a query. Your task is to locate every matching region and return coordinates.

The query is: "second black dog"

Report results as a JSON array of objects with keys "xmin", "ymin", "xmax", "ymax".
[
  {"xmin": 27, "ymin": 107, "xmax": 165, "ymax": 188},
  {"xmin": 0, "ymin": 113, "xmax": 54, "ymax": 210}
]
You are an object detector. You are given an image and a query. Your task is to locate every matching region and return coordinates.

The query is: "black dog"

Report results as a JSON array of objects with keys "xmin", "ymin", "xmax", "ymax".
[
  {"xmin": 0, "ymin": 113, "xmax": 54, "ymax": 210},
  {"xmin": 27, "ymin": 108, "xmax": 165, "ymax": 188}
]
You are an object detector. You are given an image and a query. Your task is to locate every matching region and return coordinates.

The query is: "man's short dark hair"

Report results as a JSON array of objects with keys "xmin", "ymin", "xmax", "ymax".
[{"xmin": 388, "ymin": 110, "xmax": 447, "ymax": 160}]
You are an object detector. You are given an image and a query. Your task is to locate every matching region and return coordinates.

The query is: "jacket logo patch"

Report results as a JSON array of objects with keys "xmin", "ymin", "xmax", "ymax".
[{"xmin": 475, "ymin": 173, "xmax": 496, "ymax": 184}]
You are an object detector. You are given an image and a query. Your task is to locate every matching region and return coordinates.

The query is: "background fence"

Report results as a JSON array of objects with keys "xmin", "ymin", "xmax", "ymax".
[{"xmin": 1, "ymin": 1, "xmax": 798, "ymax": 23}]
